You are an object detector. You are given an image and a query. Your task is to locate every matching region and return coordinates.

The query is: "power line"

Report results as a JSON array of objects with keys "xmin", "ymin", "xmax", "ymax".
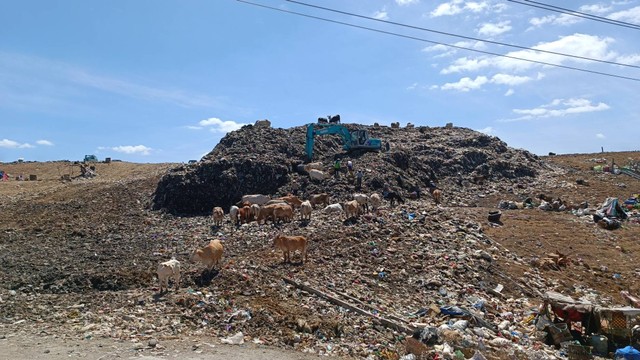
[
  {"xmin": 509, "ymin": 0, "xmax": 640, "ymax": 31},
  {"xmin": 236, "ymin": 0, "xmax": 640, "ymax": 82},
  {"xmin": 287, "ymin": 0, "xmax": 640, "ymax": 69}
]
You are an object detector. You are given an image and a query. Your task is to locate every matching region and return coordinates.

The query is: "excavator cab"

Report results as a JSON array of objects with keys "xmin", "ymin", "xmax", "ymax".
[{"xmin": 352, "ymin": 129, "xmax": 369, "ymax": 146}]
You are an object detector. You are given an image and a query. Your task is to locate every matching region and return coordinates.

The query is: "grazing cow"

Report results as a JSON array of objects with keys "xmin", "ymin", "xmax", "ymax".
[
  {"xmin": 430, "ymin": 188, "xmax": 442, "ymax": 205},
  {"xmin": 250, "ymin": 204, "xmax": 261, "ymax": 220},
  {"xmin": 238, "ymin": 205, "xmax": 252, "ymax": 223},
  {"xmin": 370, "ymin": 193, "xmax": 382, "ymax": 212},
  {"xmin": 300, "ymin": 200, "xmax": 312, "ymax": 221},
  {"xmin": 322, "ymin": 203, "xmax": 343, "ymax": 214},
  {"xmin": 257, "ymin": 203, "xmax": 280, "ymax": 224},
  {"xmin": 309, "ymin": 169, "xmax": 327, "ymax": 181},
  {"xmin": 273, "ymin": 235, "xmax": 308, "ymax": 263},
  {"xmin": 310, "ymin": 193, "xmax": 330, "ymax": 209},
  {"xmin": 157, "ymin": 259, "xmax": 180, "ymax": 293},
  {"xmin": 344, "ymin": 200, "xmax": 360, "ymax": 219},
  {"xmin": 273, "ymin": 204, "xmax": 294, "ymax": 223},
  {"xmin": 303, "ymin": 162, "xmax": 323, "ymax": 173},
  {"xmin": 229, "ymin": 205, "xmax": 240, "ymax": 226},
  {"xmin": 240, "ymin": 194, "xmax": 271, "ymax": 206},
  {"xmin": 191, "ymin": 240, "xmax": 224, "ymax": 271},
  {"xmin": 278, "ymin": 194, "xmax": 303, "ymax": 208},
  {"xmin": 212, "ymin": 207, "xmax": 224, "ymax": 227},
  {"xmin": 353, "ymin": 193, "xmax": 370, "ymax": 213},
  {"xmin": 385, "ymin": 191, "xmax": 405, "ymax": 207}
]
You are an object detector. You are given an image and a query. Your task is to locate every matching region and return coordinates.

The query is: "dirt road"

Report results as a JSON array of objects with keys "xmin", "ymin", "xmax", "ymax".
[{"xmin": 0, "ymin": 332, "xmax": 330, "ymax": 360}]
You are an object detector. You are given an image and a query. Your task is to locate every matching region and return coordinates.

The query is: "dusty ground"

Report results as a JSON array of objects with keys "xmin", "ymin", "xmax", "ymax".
[{"xmin": 1, "ymin": 153, "xmax": 639, "ymax": 358}]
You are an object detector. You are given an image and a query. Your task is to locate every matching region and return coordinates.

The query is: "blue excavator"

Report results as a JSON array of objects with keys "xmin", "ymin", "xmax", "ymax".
[{"xmin": 305, "ymin": 120, "xmax": 382, "ymax": 161}]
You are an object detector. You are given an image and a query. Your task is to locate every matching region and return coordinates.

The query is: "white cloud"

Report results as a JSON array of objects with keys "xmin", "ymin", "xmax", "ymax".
[
  {"xmin": 477, "ymin": 21, "xmax": 512, "ymax": 37},
  {"xmin": 0, "ymin": 139, "xmax": 33, "ymax": 148},
  {"xmin": 608, "ymin": 5, "xmax": 640, "ymax": 23},
  {"xmin": 186, "ymin": 125, "xmax": 203, "ymax": 130},
  {"xmin": 0, "ymin": 52, "xmax": 225, "ymax": 109},
  {"xmin": 373, "ymin": 8, "xmax": 389, "ymax": 20},
  {"xmin": 478, "ymin": 126, "xmax": 495, "ymax": 135},
  {"xmin": 580, "ymin": 4, "xmax": 611, "ymax": 14},
  {"xmin": 616, "ymin": 54, "xmax": 640, "ymax": 65},
  {"xmin": 529, "ymin": 14, "xmax": 581, "ymax": 28},
  {"xmin": 596, "ymin": 133, "xmax": 606, "ymax": 139},
  {"xmin": 396, "ymin": 0, "xmax": 419, "ymax": 5},
  {"xmin": 431, "ymin": 1, "xmax": 463, "ymax": 16},
  {"xmin": 36, "ymin": 139, "xmax": 54, "ymax": 146},
  {"xmin": 504, "ymin": 89, "xmax": 514, "ymax": 96},
  {"xmin": 423, "ymin": 41, "xmax": 486, "ymax": 59},
  {"xmin": 490, "ymin": 73, "xmax": 533, "ymax": 86},
  {"xmin": 103, "ymin": 145, "xmax": 153, "ymax": 155},
  {"xmin": 430, "ymin": 0, "xmax": 497, "ymax": 17},
  {"xmin": 505, "ymin": 98, "xmax": 610, "ymax": 121},
  {"xmin": 441, "ymin": 76, "xmax": 488, "ymax": 91},
  {"xmin": 407, "ymin": 82, "xmax": 418, "ymax": 90},
  {"xmin": 442, "ymin": 34, "xmax": 618, "ymax": 74},
  {"xmin": 198, "ymin": 117, "xmax": 248, "ymax": 133}
]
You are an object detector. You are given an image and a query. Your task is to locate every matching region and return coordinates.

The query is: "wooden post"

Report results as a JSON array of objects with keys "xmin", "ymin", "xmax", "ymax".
[{"xmin": 282, "ymin": 277, "xmax": 416, "ymax": 335}]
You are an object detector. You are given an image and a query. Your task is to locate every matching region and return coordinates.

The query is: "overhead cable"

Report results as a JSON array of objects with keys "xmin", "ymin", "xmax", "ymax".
[
  {"xmin": 509, "ymin": 0, "xmax": 640, "ymax": 31},
  {"xmin": 286, "ymin": 0, "xmax": 640, "ymax": 69},
  {"xmin": 236, "ymin": 0, "xmax": 640, "ymax": 82}
]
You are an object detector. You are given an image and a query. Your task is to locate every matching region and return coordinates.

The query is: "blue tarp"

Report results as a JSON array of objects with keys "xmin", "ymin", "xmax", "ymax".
[{"xmin": 615, "ymin": 346, "xmax": 640, "ymax": 360}]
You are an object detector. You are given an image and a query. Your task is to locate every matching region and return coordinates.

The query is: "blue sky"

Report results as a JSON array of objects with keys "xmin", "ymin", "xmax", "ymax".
[{"xmin": 1, "ymin": 0, "xmax": 639, "ymax": 163}]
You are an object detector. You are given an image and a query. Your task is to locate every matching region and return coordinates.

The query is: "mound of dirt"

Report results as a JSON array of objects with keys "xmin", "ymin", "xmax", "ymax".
[{"xmin": 152, "ymin": 122, "xmax": 544, "ymax": 215}]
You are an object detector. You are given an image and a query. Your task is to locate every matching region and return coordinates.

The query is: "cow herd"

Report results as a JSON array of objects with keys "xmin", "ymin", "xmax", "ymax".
[{"xmin": 156, "ymin": 189, "xmax": 442, "ymax": 293}]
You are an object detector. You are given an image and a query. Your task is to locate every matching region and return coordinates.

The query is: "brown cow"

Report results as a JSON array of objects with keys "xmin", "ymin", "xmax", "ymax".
[
  {"xmin": 277, "ymin": 195, "xmax": 303, "ymax": 208},
  {"xmin": 257, "ymin": 203, "xmax": 279, "ymax": 224},
  {"xmin": 191, "ymin": 240, "xmax": 224, "ymax": 271},
  {"xmin": 430, "ymin": 188, "xmax": 442, "ymax": 205},
  {"xmin": 273, "ymin": 204, "xmax": 294, "ymax": 223},
  {"xmin": 273, "ymin": 235, "xmax": 308, "ymax": 263},
  {"xmin": 309, "ymin": 193, "xmax": 330, "ymax": 209},
  {"xmin": 212, "ymin": 207, "xmax": 224, "ymax": 227},
  {"xmin": 238, "ymin": 205, "xmax": 252, "ymax": 223}
]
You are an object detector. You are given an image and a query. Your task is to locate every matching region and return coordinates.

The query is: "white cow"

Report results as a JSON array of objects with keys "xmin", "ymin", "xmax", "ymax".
[
  {"xmin": 157, "ymin": 259, "xmax": 181, "ymax": 293},
  {"xmin": 322, "ymin": 203, "xmax": 343, "ymax": 214},
  {"xmin": 240, "ymin": 194, "xmax": 271, "ymax": 206},
  {"xmin": 309, "ymin": 169, "xmax": 327, "ymax": 181},
  {"xmin": 370, "ymin": 193, "xmax": 382, "ymax": 212},
  {"xmin": 300, "ymin": 200, "xmax": 313, "ymax": 221},
  {"xmin": 353, "ymin": 193, "xmax": 370, "ymax": 213},
  {"xmin": 229, "ymin": 205, "xmax": 240, "ymax": 226}
]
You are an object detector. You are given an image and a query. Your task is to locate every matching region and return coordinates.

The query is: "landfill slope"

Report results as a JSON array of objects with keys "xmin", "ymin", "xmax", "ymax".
[
  {"xmin": 0, "ymin": 128, "xmax": 639, "ymax": 359},
  {"xmin": 152, "ymin": 123, "xmax": 543, "ymax": 215}
]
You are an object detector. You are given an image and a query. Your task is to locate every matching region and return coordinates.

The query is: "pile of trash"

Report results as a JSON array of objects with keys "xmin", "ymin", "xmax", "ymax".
[
  {"xmin": 1, "ymin": 123, "xmax": 640, "ymax": 359},
  {"xmin": 152, "ymin": 121, "xmax": 546, "ymax": 215}
]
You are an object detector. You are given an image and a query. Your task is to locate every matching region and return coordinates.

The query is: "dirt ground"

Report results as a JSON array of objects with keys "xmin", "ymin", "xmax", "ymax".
[
  {"xmin": 0, "ymin": 331, "xmax": 327, "ymax": 360},
  {"xmin": 1, "ymin": 152, "xmax": 639, "ymax": 358}
]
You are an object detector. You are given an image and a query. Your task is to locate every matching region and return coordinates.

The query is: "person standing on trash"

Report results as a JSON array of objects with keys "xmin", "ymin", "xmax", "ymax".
[
  {"xmin": 356, "ymin": 170, "xmax": 363, "ymax": 189},
  {"xmin": 347, "ymin": 160, "xmax": 354, "ymax": 181},
  {"xmin": 334, "ymin": 158, "xmax": 341, "ymax": 178}
]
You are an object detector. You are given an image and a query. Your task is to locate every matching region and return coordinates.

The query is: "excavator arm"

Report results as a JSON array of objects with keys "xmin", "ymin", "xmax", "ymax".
[{"xmin": 306, "ymin": 124, "xmax": 353, "ymax": 161}]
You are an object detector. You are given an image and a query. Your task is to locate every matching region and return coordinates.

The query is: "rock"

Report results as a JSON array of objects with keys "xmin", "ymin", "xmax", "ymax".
[{"xmin": 148, "ymin": 338, "xmax": 158, "ymax": 348}]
